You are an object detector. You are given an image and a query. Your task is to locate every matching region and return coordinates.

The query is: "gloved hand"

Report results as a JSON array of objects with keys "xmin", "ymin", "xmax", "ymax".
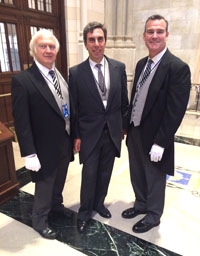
[
  {"xmin": 149, "ymin": 144, "xmax": 164, "ymax": 162},
  {"xmin": 25, "ymin": 154, "xmax": 41, "ymax": 172}
]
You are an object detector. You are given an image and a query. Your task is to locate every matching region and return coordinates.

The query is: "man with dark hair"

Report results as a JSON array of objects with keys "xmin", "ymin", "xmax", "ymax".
[
  {"xmin": 122, "ymin": 14, "xmax": 191, "ymax": 233},
  {"xmin": 69, "ymin": 21, "xmax": 129, "ymax": 233}
]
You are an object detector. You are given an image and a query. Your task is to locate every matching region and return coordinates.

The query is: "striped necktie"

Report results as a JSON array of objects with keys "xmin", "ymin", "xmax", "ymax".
[
  {"xmin": 138, "ymin": 59, "xmax": 153, "ymax": 89},
  {"xmin": 49, "ymin": 70, "xmax": 63, "ymax": 99}
]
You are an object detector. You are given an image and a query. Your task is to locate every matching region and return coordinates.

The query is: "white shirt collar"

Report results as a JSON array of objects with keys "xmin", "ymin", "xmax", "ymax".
[
  {"xmin": 150, "ymin": 47, "xmax": 167, "ymax": 65},
  {"xmin": 89, "ymin": 57, "xmax": 105, "ymax": 69},
  {"xmin": 35, "ymin": 60, "xmax": 55, "ymax": 76}
]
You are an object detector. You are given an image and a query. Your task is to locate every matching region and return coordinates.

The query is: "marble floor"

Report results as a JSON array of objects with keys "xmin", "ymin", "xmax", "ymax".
[{"xmin": 0, "ymin": 112, "xmax": 200, "ymax": 256}]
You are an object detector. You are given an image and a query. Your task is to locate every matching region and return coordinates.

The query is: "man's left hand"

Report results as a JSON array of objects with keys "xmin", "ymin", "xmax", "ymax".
[{"xmin": 149, "ymin": 144, "xmax": 164, "ymax": 162}]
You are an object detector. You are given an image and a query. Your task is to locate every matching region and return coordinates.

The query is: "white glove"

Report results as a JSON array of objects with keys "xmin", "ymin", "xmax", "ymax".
[
  {"xmin": 149, "ymin": 144, "xmax": 164, "ymax": 162},
  {"xmin": 25, "ymin": 154, "xmax": 41, "ymax": 172}
]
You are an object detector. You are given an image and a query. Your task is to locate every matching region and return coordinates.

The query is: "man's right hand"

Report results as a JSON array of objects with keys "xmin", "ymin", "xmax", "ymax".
[
  {"xmin": 25, "ymin": 154, "xmax": 41, "ymax": 172},
  {"xmin": 74, "ymin": 139, "xmax": 81, "ymax": 152}
]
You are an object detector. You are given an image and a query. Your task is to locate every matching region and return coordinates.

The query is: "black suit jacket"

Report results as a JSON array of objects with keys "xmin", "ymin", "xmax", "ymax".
[
  {"xmin": 129, "ymin": 49, "xmax": 191, "ymax": 175},
  {"xmin": 11, "ymin": 62, "xmax": 74, "ymax": 181},
  {"xmin": 69, "ymin": 56, "xmax": 129, "ymax": 163}
]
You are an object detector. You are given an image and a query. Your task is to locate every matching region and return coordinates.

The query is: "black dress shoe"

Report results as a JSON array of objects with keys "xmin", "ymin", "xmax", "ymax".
[
  {"xmin": 38, "ymin": 227, "xmax": 57, "ymax": 239},
  {"xmin": 132, "ymin": 218, "xmax": 160, "ymax": 233},
  {"xmin": 96, "ymin": 207, "xmax": 111, "ymax": 218},
  {"xmin": 121, "ymin": 207, "xmax": 146, "ymax": 219},
  {"xmin": 77, "ymin": 219, "xmax": 88, "ymax": 233}
]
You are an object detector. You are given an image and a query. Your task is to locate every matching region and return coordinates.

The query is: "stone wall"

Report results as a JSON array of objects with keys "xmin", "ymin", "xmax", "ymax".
[
  {"xmin": 64, "ymin": 0, "xmax": 200, "ymax": 85},
  {"xmin": 64, "ymin": 0, "xmax": 104, "ymax": 67}
]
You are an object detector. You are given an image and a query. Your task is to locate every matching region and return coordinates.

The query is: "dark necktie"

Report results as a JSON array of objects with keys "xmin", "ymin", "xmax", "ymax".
[
  {"xmin": 95, "ymin": 64, "xmax": 106, "ymax": 94},
  {"xmin": 138, "ymin": 59, "xmax": 153, "ymax": 88},
  {"xmin": 49, "ymin": 70, "xmax": 63, "ymax": 99}
]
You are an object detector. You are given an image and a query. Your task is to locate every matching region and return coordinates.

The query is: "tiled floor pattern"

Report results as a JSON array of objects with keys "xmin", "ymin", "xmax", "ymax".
[{"xmin": 0, "ymin": 166, "xmax": 183, "ymax": 256}]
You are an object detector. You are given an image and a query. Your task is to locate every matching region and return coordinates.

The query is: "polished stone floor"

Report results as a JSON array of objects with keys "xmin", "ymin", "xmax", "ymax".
[{"xmin": 0, "ymin": 112, "xmax": 200, "ymax": 256}]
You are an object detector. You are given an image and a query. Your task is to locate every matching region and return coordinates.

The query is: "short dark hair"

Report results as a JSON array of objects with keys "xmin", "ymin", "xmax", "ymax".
[
  {"xmin": 144, "ymin": 14, "xmax": 168, "ymax": 32},
  {"xmin": 83, "ymin": 21, "xmax": 107, "ymax": 44}
]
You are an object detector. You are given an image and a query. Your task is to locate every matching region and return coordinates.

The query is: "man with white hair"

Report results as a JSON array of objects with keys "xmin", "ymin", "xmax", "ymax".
[{"xmin": 11, "ymin": 29, "xmax": 74, "ymax": 239}]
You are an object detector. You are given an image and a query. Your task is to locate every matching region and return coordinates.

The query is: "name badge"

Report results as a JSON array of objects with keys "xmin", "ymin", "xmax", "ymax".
[{"xmin": 62, "ymin": 103, "xmax": 69, "ymax": 117}]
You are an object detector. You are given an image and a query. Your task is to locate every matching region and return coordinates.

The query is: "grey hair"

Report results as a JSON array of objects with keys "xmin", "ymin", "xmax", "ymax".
[
  {"xmin": 144, "ymin": 14, "xmax": 168, "ymax": 32},
  {"xmin": 29, "ymin": 29, "xmax": 60, "ymax": 57}
]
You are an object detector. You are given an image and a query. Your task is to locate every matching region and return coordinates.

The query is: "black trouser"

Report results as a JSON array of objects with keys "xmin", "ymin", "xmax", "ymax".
[
  {"xmin": 32, "ymin": 135, "xmax": 72, "ymax": 231},
  {"xmin": 78, "ymin": 129, "xmax": 117, "ymax": 221},
  {"xmin": 127, "ymin": 125, "xmax": 166, "ymax": 224}
]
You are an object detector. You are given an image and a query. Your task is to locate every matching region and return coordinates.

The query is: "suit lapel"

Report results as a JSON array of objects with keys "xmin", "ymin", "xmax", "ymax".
[
  {"xmin": 81, "ymin": 57, "xmax": 121, "ymax": 110},
  {"xmin": 106, "ymin": 58, "xmax": 118, "ymax": 109},
  {"xmin": 82, "ymin": 59, "xmax": 105, "ymax": 108},
  {"xmin": 130, "ymin": 58, "xmax": 147, "ymax": 104},
  {"xmin": 27, "ymin": 63, "xmax": 63, "ymax": 118},
  {"xmin": 142, "ymin": 50, "xmax": 170, "ymax": 119}
]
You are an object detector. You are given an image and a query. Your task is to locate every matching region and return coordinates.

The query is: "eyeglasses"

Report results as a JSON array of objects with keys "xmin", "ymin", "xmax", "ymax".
[
  {"xmin": 145, "ymin": 29, "xmax": 166, "ymax": 35},
  {"xmin": 38, "ymin": 44, "xmax": 56, "ymax": 50}
]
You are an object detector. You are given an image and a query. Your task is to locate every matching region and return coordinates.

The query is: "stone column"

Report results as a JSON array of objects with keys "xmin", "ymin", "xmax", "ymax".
[
  {"xmin": 104, "ymin": 0, "xmax": 136, "ymax": 97},
  {"xmin": 78, "ymin": 0, "xmax": 88, "ymax": 62}
]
